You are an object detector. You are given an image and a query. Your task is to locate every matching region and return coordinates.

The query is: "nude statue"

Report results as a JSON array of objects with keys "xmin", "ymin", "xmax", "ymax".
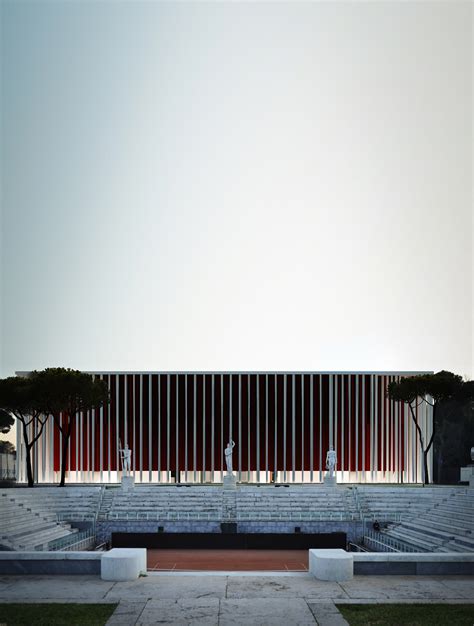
[
  {"xmin": 224, "ymin": 440, "xmax": 235, "ymax": 475},
  {"xmin": 326, "ymin": 446, "xmax": 337, "ymax": 478},
  {"xmin": 120, "ymin": 443, "xmax": 132, "ymax": 476}
]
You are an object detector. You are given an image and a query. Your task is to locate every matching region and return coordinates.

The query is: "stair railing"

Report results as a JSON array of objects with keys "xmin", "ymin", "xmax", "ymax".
[{"xmin": 363, "ymin": 529, "xmax": 419, "ymax": 553}]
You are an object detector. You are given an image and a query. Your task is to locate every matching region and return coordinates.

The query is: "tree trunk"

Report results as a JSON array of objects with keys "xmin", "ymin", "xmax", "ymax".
[
  {"xmin": 25, "ymin": 444, "xmax": 35, "ymax": 487},
  {"xmin": 423, "ymin": 402, "xmax": 436, "ymax": 485},
  {"xmin": 423, "ymin": 450, "xmax": 430, "ymax": 485},
  {"xmin": 21, "ymin": 422, "xmax": 35, "ymax": 487},
  {"xmin": 59, "ymin": 423, "xmax": 72, "ymax": 487},
  {"xmin": 408, "ymin": 403, "xmax": 428, "ymax": 484}
]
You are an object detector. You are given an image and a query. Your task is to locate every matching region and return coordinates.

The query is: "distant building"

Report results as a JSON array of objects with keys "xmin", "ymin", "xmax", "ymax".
[{"xmin": 16, "ymin": 371, "xmax": 432, "ymax": 484}]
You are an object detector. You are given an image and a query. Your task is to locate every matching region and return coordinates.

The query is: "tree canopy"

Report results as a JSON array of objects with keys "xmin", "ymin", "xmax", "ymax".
[
  {"xmin": 0, "ymin": 441, "xmax": 15, "ymax": 455},
  {"xmin": 32, "ymin": 368, "xmax": 109, "ymax": 486},
  {"xmin": 0, "ymin": 368, "xmax": 109, "ymax": 487},
  {"xmin": 387, "ymin": 371, "xmax": 472, "ymax": 484},
  {"xmin": 0, "ymin": 375, "xmax": 49, "ymax": 486},
  {"xmin": 0, "ymin": 409, "xmax": 14, "ymax": 434},
  {"xmin": 33, "ymin": 368, "xmax": 109, "ymax": 417}
]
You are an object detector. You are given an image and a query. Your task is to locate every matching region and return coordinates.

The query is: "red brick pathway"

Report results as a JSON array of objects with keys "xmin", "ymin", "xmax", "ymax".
[{"xmin": 147, "ymin": 549, "xmax": 308, "ymax": 572}]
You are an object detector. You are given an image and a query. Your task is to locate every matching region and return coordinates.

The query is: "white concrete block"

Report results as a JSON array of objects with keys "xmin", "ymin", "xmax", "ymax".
[
  {"xmin": 132, "ymin": 548, "xmax": 147, "ymax": 574},
  {"xmin": 101, "ymin": 548, "xmax": 142, "ymax": 581},
  {"xmin": 309, "ymin": 548, "xmax": 353, "ymax": 582},
  {"xmin": 223, "ymin": 475, "xmax": 237, "ymax": 490},
  {"xmin": 121, "ymin": 476, "xmax": 135, "ymax": 491}
]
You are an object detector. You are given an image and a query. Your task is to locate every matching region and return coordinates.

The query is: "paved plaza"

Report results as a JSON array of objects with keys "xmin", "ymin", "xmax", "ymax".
[{"xmin": 1, "ymin": 573, "xmax": 473, "ymax": 625}]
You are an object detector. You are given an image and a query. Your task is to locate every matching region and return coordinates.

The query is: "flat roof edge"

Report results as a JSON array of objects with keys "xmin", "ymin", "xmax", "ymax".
[{"xmin": 15, "ymin": 370, "xmax": 434, "ymax": 376}]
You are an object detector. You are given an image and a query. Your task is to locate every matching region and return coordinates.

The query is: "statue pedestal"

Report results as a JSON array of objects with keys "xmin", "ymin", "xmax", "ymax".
[
  {"xmin": 121, "ymin": 475, "xmax": 135, "ymax": 491},
  {"xmin": 223, "ymin": 474, "xmax": 237, "ymax": 490},
  {"xmin": 324, "ymin": 474, "xmax": 337, "ymax": 488},
  {"xmin": 460, "ymin": 465, "xmax": 474, "ymax": 488}
]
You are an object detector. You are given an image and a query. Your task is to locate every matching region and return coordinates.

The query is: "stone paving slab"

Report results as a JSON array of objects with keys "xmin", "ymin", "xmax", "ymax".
[
  {"xmin": 434, "ymin": 577, "xmax": 474, "ymax": 599},
  {"xmin": 308, "ymin": 602, "xmax": 349, "ymax": 626},
  {"xmin": 219, "ymin": 598, "xmax": 316, "ymax": 626},
  {"xmin": 339, "ymin": 576, "xmax": 467, "ymax": 600},
  {"xmin": 104, "ymin": 574, "xmax": 227, "ymax": 601},
  {"xmin": 136, "ymin": 598, "xmax": 220, "ymax": 625},
  {"xmin": 0, "ymin": 574, "xmax": 473, "ymax": 626},
  {"xmin": 0, "ymin": 575, "xmax": 114, "ymax": 600},
  {"xmin": 225, "ymin": 575, "xmax": 348, "ymax": 599},
  {"xmin": 107, "ymin": 601, "xmax": 147, "ymax": 626}
]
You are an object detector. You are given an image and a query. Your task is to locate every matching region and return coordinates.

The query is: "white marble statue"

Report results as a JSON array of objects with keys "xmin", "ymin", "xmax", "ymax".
[
  {"xmin": 224, "ymin": 440, "xmax": 235, "ymax": 475},
  {"xmin": 120, "ymin": 443, "xmax": 132, "ymax": 476},
  {"xmin": 325, "ymin": 446, "xmax": 337, "ymax": 478}
]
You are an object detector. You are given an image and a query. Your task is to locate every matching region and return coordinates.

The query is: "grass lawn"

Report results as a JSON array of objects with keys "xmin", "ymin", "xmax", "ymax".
[
  {"xmin": 0, "ymin": 602, "xmax": 117, "ymax": 626},
  {"xmin": 337, "ymin": 603, "xmax": 474, "ymax": 626}
]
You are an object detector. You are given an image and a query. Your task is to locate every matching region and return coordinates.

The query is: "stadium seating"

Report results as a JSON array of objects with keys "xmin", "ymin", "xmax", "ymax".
[
  {"xmin": 0, "ymin": 487, "xmax": 101, "ymax": 550},
  {"xmin": 361, "ymin": 487, "xmax": 474, "ymax": 552},
  {"xmin": 2, "ymin": 483, "xmax": 473, "ymax": 554},
  {"xmin": 100, "ymin": 485, "xmax": 223, "ymax": 521},
  {"xmin": 235, "ymin": 485, "xmax": 359, "ymax": 521}
]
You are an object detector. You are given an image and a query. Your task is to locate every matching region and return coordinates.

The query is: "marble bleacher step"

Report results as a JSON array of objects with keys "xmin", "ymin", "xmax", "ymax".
[
  {"xmin": 437, "ymin": 545, "xmax": 467, "ymax": 553},
  {"xmin": 433, "ymin": 506, "xmax": 474, "ymax": 520},
  {"xmin": 416, "ymin": 515, "xmax": 474, "ymax": 535},
  {"xmin": 427, "ymin": 501, "xmax": 472, "ymax": 514},
  {"xmin": 441, "ymin": 538, "xmax": 474, "ymax": 552},
  {"xmin": 7, "ymin": 522, "xmax": 69, "ymax": 540},
  {"xmin": 18, "ymin": 529, "xmax": 77, "ymax": 550},
  {"xmin": 446, "ymin": 534, "xmax": 474, "ymax": 550},
  {"xmin": 399, "ymin": 520, "xmax": 467, "ymax": 543},
  {"xmin": 1, "ymin": 517, "xmax": 56, "ymax": 534},
  {"xmin": 0, "ymin": 509, "xmax": 54, "ymax": 522},
  {"xmin": 381, "ymin": 528, "xmax": 440, "ymax": 551}
]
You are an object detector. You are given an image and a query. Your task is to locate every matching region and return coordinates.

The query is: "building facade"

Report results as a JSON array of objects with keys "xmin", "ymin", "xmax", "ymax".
[{"xmin": 16, "ymin": 371, "xmax": 433, "ymax": 484}]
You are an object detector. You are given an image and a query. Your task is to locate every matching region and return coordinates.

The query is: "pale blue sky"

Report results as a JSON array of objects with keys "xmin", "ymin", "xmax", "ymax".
[{"xmin": 1, "ymin": 1, "xmax": 472, "ymax": 382}]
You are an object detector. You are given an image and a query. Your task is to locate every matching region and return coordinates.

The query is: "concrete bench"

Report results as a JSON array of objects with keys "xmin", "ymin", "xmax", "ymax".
[
  {"xmin": 0, "ymin": 551, "xmax": 102, "ymax": 575},
  {"xmin": 309, "ymin": 548, "xmax": 353, "ymax": 581},
  {"xmin": 352, "ymin": 551, "xmax": 474, "ymax": 575},
  {"xmin": 101, "ymin": 548, "xmax": 147, "ymax": 581}
]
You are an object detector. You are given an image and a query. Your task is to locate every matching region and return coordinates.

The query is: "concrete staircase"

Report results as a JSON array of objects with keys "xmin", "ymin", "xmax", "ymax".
[
  {"xmin": 222, "ymin": 491, "xmax": 237, "ymax": 522},
  {"xmin": 0, "ymin": 492, "xmax": 77, "ymax": 550},
  {"xmin": 236, "ymin": 485, "xmax": 359, "ymax": 521},
  {"xmin": 0, "ymin": 487, "xmax": 102, "ymax": 551},
  {"xmin": 5, "ymin": 482, "xmax": 467, "ymax": 555},
  {"xmin": 97, "ymin": 488, "xmax": 115, "ymax": 520},
  {"xmin": 101, "ymin": 485, "xmax": 359, "ymax": 522},
  {"xmin": 355, "ymin": 486, "xmax": 457, "ymax": 521},
  {"xmin": 0, "ymin": 487, "xmax": 102, "ymax": 521},
  {"xmin": 367, "ymin": 488, "xmax": 474, "ymax": 552},
  {"xmin": 102, "ymin": 486, "xmax": 223, "ymax": 520}
]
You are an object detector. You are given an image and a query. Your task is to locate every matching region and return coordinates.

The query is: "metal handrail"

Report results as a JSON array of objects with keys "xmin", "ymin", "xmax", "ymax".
[
  {"xmin": 104, "ymin": 509, "xmax": 368, "ymax": 522},
  {"xmin": 34, "ymin": 527, "xmax": 95, "ymax": 552},
  {"xmin": 235, "ymin": 511, "xmax": 361, "ymax": 521},
  {"xmin": 57, "ymin": 512, "xmax": 96, "ymax": 522},
  {"xmin": 362, "ymin": 513, "xmax": 401, "ymax": 523},
  {"xmin": 363, "ymin": 529, "xmax": 418, "ymax": 553},
  {"xmin": 106, "ymin": 511, "xmax": 221, "ymax": 521}
]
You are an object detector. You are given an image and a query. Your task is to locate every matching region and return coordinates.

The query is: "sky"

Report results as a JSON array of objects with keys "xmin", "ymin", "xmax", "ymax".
[{"xmin": 1, "ymin": 0, "xmax": 473, "ymax": 409}]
